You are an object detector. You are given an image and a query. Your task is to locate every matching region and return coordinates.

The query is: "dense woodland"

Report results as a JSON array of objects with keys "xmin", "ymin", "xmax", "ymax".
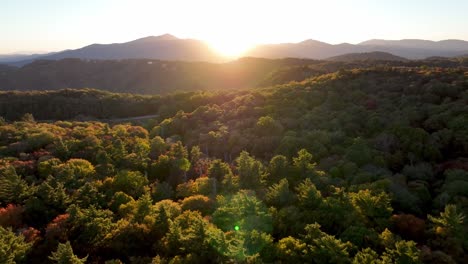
[
  {"xmin": 1, "ymin": 57, "xmax": 467, "ymax": 94},
  {"xmin": 1, "ymin": 65, "xmax": 468, "ymax": 263}
]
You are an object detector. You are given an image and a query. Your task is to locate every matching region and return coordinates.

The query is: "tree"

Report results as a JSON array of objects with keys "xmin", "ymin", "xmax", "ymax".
[
  {"xmin": 181, "ymin": 195, "xmax": 214, "ymax": 216},
  {"xmin": 49, "ymin": 241, "xmax": 88, "ymax": 264},
  {"xmin": 111, "ymin": 139, "xmax": 127, "ymax": 166},
  {"xmin": 163, "ymin": 210, "xmax": 226, "ymax": 262},
  {"xmin": 0, "ymin": 226, "xmax": 31, "ymax": 264},
  {"xmin": 55, "ymin": 159, "xmax": 96, "ymax": 189},
  {"xmin": 166, "ymin": 141, "xmax": 191, "ymax": 184},
  {"xmin": 112, "ymin": 170, "xmax": 148, "ymax": 198},
  {"xmin": 428, "ymin": 204, "xmax": 465, "ymax": 238},
  {"xmin": 241, "ymin": 230, "xmax": 275, "ymax": 261},
  {"xmin": 213, "ymin": 191, "xmax": 272, "ymax": 233},
  {"xmin": 54, "ymin": 138, "xmax": 70, "ymax": 160},
  {"xmin": 268, "ymin": 155, "xmax": 289, "ymax": 184},
  {"xmin": 350, "ymin": 190, "xmax": 392, "ymax": 229},
  {"xmin": 150, "ymin": 181, "xmax": 174, "ymax": 202},
  {"xmin": 236, "ymin": 151, "xmax": 264, "ymax": 189},
  {"xmin": 276, "ymin": 236, "xmax": 307, "ymax": 263},
  {"xmin": 353, "ymin": 248, "xmax": 381, "ymax": 264},
  {"xmin": 0, "ymin": 166, "xmax": 32, "ymax": 204},
  {"xmin": 301, "ymin": 223, "xmax": 352, "ymax": 263},
  {"xmin": 255, "ymin": 116, "xmax": 283, "ymax": 137},
  {"xmin": 20, "ymin": 113, "xmax": 35, "ymax": 122},
  {"xmin": 266, "ymin": 178, "xmax": 294, "ymax": 208},
  {"xmin": 381, "ymin": 240, "xmax": 421, "ymax": 264},
  {"xmin": 149, "ymin": 155, "xmax": 171, "ymax": 182},
  {"xmin": 207, "ymin": 159, "xmax": 232, "ymax": 182},
  {"xmin": 24, "ymin": 176, "xmax": 71, "ymax": 226},
  {"xmin": 292, "ymin": 149, "xmax": 316, "ymax": 181},
  {"xmin": 67, "ymin": 205, "xmax": 115, "ymax": 249},
  {"xmin": 428, "ymin": 204, "xmax": 466, "ymax": 258},
  {"xmin": 190, "ymin": 146, "xmax": 202, "ymax": 167},
  {"xmin": 0, "ymin": 204, "xmax": 24, "ymax": 228},
  {"xmin": 296, "ymin": 178, "xmax": 323, "ymax": 210}
]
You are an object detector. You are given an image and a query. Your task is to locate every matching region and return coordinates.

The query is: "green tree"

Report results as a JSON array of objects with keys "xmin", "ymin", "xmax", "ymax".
[
  {"xmin": 20, "ymin": 113, "xmax": 35, "ymax": 122},
  {"xmin": 0, "ymin": 166, "xmax": 32, "ymax": 204},
  {"xmin": 112, "ymin": 170, "xmax": 149, "ymax": 198},
  {"xmin": 181, "ymin": 195, "xmax": 214, "ymax": 216},
  {"xmin": 67, "ymin": 205, "xmax": 115, "ymax": 248},
  {"xmin": 256, "ymin": 116, "xmax": 283, "ymax": 136},
  {"xmin": 49, "ymin": 241, "xmax": 88, "ymax": 264},
  {"xmin": 353, "ymin": 248, "xmax": 381, "ymax": 264},
  {"xmin": 292, "ymin": 149, "xmax": 316, "ymax": 181},
  {"xmin": 428, "ymin": 204, "xmax": 465, "ymax": 239},
  {"xmin": 268, "ymin": 155, "xmax": 289, "ymax": 184},
  {"xmin": 0, "ymin": 226, "xmax": 31, "ymax": 264},
  {"xmin": 266, "ymin": 178, "xmax": 294, "ymax": 208},
  {"xmin": 350, "ymin": 190, "xmax": 392, "ymax": 229},
  {"xmin": 213, "ymin": 190, "xmax": 272, "ymax": 233},
  {"xmin": 164, "ymin": 210, "xmax": 226, "ymax": 262},
  {"xmin": 302, "ymin": 223, "xmax": 352, "ymax": 264},
  {"xmin": 296, "ymin": 178, "xmax": 323, "ymax": 210},
  {"xmin": 236, "ymin": 151, "xmax": 264, "ymax": 189},
  {"xmin": 428, "ymin": 204, "xmax": 466, "ymax": 258},
  {"xmin": 207, "ymin": 159, "xmax": 232, "ymax": 182},
  {"xmin": 276, "ymin": 236, "xmax": 307, "ymax": 263},
  {"xmin": 381, "ymin": 240, "xmax": 421, "ymax": 264}
]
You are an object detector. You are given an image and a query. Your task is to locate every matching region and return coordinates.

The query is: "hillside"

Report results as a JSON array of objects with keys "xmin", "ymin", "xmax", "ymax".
[
  {"xmin": 1, "ymin": 66, "xmax": 467, "ymax": 263},
  {"xmin": 327, "ymin": 51, "xmax": 408, "ymax": 62},
  {"xmin": 0, "ymin": 57, "xmax": 323, "ymax": 94},
  {"xmin": 2, "ymin": 57, "xmax": 468, "ymax": 95}
]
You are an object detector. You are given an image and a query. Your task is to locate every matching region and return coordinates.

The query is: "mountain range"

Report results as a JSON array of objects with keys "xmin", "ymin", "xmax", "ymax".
[
  {"xmin": 5, "ymin": 34, "xmax": 225, "ymax": 66},
  {"xmin": 247, "ymin": 39, "xmax": 468, "ymax": 60},
  {"xmin": 327, "ymin": 51, "xmax": 408, "ymax": 62},
  {"xmin": 2, "ymin": 34, "xmax": 468, "ymax": 66}
]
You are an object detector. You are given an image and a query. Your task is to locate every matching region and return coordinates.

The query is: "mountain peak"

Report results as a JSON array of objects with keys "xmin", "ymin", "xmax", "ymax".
[
  {"xmin": 132, "ymin": 34, "xmax": 179, "ymax": 43},
  {"xmin": 299, "ymin": 39, "xmax": 330, "ymax": 46},
  {"xmin": 155, "ymin": 33, "xmax": 179, "ymax": 40}
]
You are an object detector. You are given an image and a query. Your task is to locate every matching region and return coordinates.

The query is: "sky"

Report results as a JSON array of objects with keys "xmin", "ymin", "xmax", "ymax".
[{"xmin": 1, "ymin": 0, "xmax": 468, "ymax": 56}]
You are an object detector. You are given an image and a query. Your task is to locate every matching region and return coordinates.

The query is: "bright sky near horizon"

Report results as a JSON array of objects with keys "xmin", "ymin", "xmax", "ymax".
[{"xmin": 1, "ymin": 0, "xmax": 468, "ymax": 56}]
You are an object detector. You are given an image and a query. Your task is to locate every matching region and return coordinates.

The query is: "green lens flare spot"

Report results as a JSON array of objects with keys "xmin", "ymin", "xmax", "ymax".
[{"xmin": 234, "ymin": 225, "xmax": 240, "ymax": 231}]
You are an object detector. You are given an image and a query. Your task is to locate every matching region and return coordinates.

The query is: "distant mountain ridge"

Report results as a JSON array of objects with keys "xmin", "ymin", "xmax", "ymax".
[
  {"xmin": 2, "ymin": 35, "xmax": 468, "ymax": 65},
  {"xmin": 6, "ymin": 34, "xmax": 225, "ymax": 66},
  {"xmin": 0, "ymin": 53, "xmax": 55, "ymax": 64},
  {"xmin": 327, "ymin": 51, "xmax": 408, "ymax": 62},
  {"xmin": 246, "ymin": 38, "xmax": 468, "ymax": 60}
]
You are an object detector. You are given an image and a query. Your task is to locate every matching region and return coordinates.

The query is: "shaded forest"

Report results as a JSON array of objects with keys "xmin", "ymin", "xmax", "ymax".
[
  {"xmin": 0, "ymin": 66, "xmax": 468, "ymax": 263},
  {"xmin": 1, "ymin": 57, "xmax": 467, "ymax": 94}
]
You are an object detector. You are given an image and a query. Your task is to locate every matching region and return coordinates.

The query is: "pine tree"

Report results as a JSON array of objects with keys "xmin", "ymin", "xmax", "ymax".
[{"xmin": 49, "ymin": 241, "xmax": 87, "ymax": 264}]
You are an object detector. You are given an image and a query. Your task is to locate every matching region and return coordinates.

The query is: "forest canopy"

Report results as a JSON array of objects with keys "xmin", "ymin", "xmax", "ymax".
[{"xmin": 0, "ymin": 65, "xmax": 467, "ymax": 263}]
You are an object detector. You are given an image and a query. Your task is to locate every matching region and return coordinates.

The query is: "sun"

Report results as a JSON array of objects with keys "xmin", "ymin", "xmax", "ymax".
[{"xmin": 207, "ymin": 38, "xmax": 254, "ymax": 58}]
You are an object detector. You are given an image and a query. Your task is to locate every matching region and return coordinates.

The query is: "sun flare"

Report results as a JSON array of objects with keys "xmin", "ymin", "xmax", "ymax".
[{"xmin": 207, "ymin": 38, "xmax": 254, "ymax": 58}]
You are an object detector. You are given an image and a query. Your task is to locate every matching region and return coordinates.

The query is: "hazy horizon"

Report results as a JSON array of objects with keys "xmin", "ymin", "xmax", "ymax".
[
  {"xmin": 3, "ymin": 34, "xmax": 468, "ymax": 57},
  {"xmin": 2, "ymin": 0, "xmax": 468, "ymax": 56}
]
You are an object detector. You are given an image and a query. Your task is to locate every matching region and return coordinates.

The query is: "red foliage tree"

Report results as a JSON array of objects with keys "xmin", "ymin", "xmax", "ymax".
[
  {"xmin": 391, "ymin": 214, "xmax": 426, "ymax": 242},
  {"xmin": 45, "ymin": 213, "xmax": 70, "ymax": 242},
  {"xmin": 0, "ymin": 204, "xmax": 24, "ymax": 228},
  {"xmin": 22, "ymin": 226, "xmax": 41, "ymax": 244}
]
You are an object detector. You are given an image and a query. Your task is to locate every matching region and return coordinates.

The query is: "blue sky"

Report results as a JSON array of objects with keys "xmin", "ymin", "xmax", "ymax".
[{"xmin": 1, "ymin": 0, "xmax": 468, "ymax": 54}]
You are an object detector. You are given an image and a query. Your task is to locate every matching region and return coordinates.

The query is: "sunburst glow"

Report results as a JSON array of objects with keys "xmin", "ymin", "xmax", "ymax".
[{"xmin": 207, "ymin": 38, "xmax": 254, "ymax": 57}]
